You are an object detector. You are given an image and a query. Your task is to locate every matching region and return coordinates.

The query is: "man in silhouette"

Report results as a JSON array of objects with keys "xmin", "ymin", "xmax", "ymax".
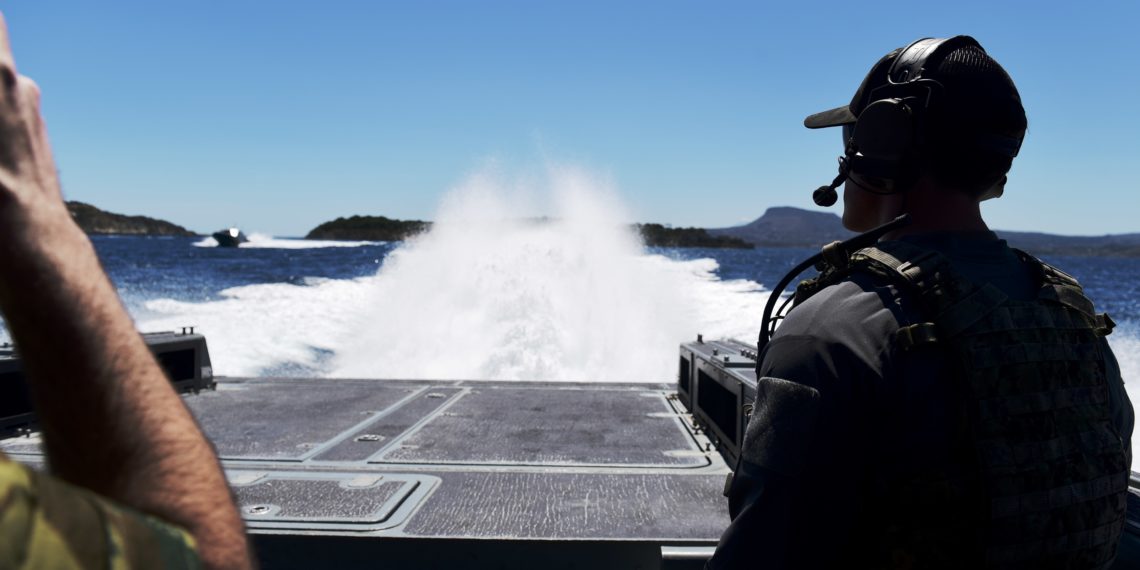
[{"xmin": 709, "ymin": 36, "xmax": 1133, "ymax": 569}]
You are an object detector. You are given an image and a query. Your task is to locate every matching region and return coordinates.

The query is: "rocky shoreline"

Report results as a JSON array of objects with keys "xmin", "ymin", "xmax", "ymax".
[
  {"xmin": 304, "ymin": 216, "xmax": 753, "ymax": 249},
  {"xmin": 636, "ymin": 224, "xmax": 752, "ymax": 249},
  {"xmin": 67, "ymin": 201, "xmax": 196, "ymax": 237},
  {"xmin": 63, "ymin": 201, "xmax": 1140, "ymax": 256}
]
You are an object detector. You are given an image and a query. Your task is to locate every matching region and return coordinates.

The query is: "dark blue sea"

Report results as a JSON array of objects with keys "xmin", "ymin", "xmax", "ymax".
[
  {"xmin": 69, "ymin": 232, "xmax": 1140, "ymax": 378},
  {"xmin": 2, "ymin": 228, "xmax": 1136, "ymax": 464},
  {"xmin": 1, "ymin": 229, "xmax": 1135, "ymax": 387}
]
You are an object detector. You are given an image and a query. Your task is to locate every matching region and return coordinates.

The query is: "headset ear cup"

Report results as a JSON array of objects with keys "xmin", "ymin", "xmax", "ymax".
[{"xmin": 850, "ymin": 99, "xmax": 917, "ymax": 186}]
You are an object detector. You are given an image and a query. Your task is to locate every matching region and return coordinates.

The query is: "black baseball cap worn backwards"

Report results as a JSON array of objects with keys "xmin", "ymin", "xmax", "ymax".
[{"xmin": 803, "ymin": 35, "xmax": 1026, "ymax": 159}]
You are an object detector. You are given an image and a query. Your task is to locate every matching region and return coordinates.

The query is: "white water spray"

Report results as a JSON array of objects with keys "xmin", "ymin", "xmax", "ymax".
[
  {"xmin": 193, "ymin": 234, "xmax": 379, "ymax": 249},
  {"xmin": 328, "ymin": 165, "xmax": 766, "ymax": 381},
  {"xmin": 1107, "ymin": 325, "xmax": 1140, "ymax": 468},
  {"xmin": 136, "ymin": 164, "xmax": 767, "ymax": 381},
  {"xmin": 139, "ymin": 163, "xmax": 1140, "ymax": 469}
]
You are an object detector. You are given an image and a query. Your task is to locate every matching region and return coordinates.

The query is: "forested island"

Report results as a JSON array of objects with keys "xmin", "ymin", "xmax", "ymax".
[
  {"xmin": 67, "ymin": 201, "xmax": 196, "ymax": 237},
  {"xmin": 303, "ymin": 208, "xmax": 1140, "ymax": 255},
  {"xmin": 305, "ymin": 215, "xmax": 431, "ymax": 241},
  {"xmin": 305, "ymin": 215, "xmax": 751, "ymax": 248},
  {"xmin": 636, "ymin": 224, "xmax": 753, "ymax": 249}
]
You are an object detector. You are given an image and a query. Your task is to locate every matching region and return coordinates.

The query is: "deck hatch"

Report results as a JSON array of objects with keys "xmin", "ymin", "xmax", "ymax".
[{"xmin": 231, "ymin": 471, "xmax": 438, "ymax": 531}]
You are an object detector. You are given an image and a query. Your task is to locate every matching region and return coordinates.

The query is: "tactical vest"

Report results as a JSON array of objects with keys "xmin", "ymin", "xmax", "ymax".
[{"xmin": 795, "ymin": 240, "xmax": 1129, "ymax": 570}]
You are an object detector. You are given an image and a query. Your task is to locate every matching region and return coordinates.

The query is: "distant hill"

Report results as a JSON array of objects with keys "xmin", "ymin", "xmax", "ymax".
[
  {"xmin": 708, "ymin": 206, "xmax": 854, "ymax": 247},
  {"xmin": 997, "ymin": 230, "xmax": 1140, "ymax": 258},
  {"xmin": 710, "ymin": 206, "xmax": 1140, "ymax": 257},
  {"xmin": 305, "ymin": 207, "xmax": 1139, "ymax": 257},
  {"xmin": 637, "ymin": 224, "xmax": 753, "ymax": 249},
  {"xmin": 305, "ymin": 215, "xmax": 431, "ymax": 241},
  {"xmin": 67, "ymin": 201, "xmax": 196, "ymax": 236}
]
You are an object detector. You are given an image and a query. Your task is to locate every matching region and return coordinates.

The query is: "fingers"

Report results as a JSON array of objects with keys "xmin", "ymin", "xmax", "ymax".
[
  {"xmin": 0, "ymin": 12, "xmax": 16, "ymax": 99},
  {"xmin": 0, "ymin": 12, "xmax": 14, "ymax": 77},
  {"xmin": 18, "ymin": 76, "xmax": 58, "ymax": 194},
  {"xmin": 0, "ymin": 12, "xmax": 50, "ymax": 175},
  {"xmin": 0, "ymin": 11, "xmax": 60, "ymax": 202},
  {"xmin": 0, "ymin": 11, "xmax": 21, "ymax": 162},
  {"xmin": 0, "ymin": 74, "xmax": 35, "ymax": 173},
  {"xmin": 19, "ymin": 76, "xmax": 43, "ymax": 139},
  {"xmin": 0, "ymin": 10, "xmax": 62, "ymax": 212},
  {"xmin": 19, "ymin": 75, "xmax": 39, "ymax": 129}
]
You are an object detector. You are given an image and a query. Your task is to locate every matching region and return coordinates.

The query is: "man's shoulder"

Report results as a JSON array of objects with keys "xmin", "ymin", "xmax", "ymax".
[
  {"xmin": 0, "ymin": 451, "xmax": 201, "ymax": 569},
  {"xmin": 780, "ymin": 271, "xmax": 908, "ymax": 339},
  {"xmin": 762, "ymin": 272, "xmax": 910, "ymax": 386}
]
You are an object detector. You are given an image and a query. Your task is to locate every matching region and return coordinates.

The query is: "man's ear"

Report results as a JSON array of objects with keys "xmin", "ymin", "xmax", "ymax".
[{"xmin": 978, "ymin": 176, "xmax": 1007, "ymax": 202}]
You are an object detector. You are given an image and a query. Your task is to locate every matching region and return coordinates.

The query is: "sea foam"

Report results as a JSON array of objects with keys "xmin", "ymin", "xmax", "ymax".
[
  {"xmin": 140, "ymin": 164, "xmax": 767, "ymax": 381},
  {"xmin": 1107, "ymin": 323, "xmax": 1140, "ymax": 468},
  {"xmin": 193, "ymin": 234, "xmax": 379, "ymax": 249},
  {"xmin": 328, "ymin": 165, "xmax": 767, "ymax": 381},
  {"xmin": 6, "ymin": 162, "xmax": 1138, "ymax": 471}
]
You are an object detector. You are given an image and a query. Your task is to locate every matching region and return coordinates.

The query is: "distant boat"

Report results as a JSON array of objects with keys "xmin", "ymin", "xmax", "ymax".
[{"xmin": 212, "ymin": 227, "xmax": 249, "ymax": 247}]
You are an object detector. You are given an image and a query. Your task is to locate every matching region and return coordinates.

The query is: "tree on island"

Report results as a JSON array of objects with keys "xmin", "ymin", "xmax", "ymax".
[
  {"xmin": 66, "ymin": 201, "xmax": 196, "ymax": 236},
  {"xmin": 305, "ymin": 215, "xmax": 431, "ymax": 241},
  {"xmin": 636, "ymin": 224, "xmax": 753, "ymax": 249}
]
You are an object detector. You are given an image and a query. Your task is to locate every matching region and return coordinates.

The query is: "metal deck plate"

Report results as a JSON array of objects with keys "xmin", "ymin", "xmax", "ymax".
[
  {"xmin": 229, "ymin": 470, "xmax": 438, "ymax": 531},
  {"xmin": 375, "ymin": 387, "xmax": 704, "ymax": 467},
  {"xmin": 314, "ymin": 387, "xmax": 465, "ymax": 462},
  {"xmin": 400, "ymin": 471, "xmax": 727, "ymax": 539},
  {"xmin": 185, "ymin": 380, "xmax": 417, "ymax": 460},
  {"xmin": 2, "ymin": 377, "xmax": 731, "ymax": 566}
]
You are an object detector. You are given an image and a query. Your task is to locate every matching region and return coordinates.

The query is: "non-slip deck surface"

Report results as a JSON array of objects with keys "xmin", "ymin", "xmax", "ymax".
[{"xmin": 4, "ymin": 377, "xmax": 730, "ymax": 543}]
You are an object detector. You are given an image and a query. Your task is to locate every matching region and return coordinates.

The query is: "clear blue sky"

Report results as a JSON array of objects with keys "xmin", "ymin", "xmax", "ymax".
[{"xmin": 5, "ymin": 1, "xmax": 1138, "ymax": 236}]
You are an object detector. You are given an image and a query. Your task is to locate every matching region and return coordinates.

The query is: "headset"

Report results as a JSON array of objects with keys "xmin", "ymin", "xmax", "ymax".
[
  {"xmin": 780, "ymin": 36, "xmax": 1024, "ymax": 356},
  {"xmin": 813, "ymin": 36, "xmax": 1023, "ymax": 207}
]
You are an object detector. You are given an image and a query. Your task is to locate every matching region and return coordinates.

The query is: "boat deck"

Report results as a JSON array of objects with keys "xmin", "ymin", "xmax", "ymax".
[{"xmin": 2, "ymin": 377, "xmax": 729, "ymax": 569}]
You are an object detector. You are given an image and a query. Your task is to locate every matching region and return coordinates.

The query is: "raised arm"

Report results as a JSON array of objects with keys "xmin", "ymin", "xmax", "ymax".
[{"xmin": 0, "ymin": 13, "xmax": 251, "ymax": 570}]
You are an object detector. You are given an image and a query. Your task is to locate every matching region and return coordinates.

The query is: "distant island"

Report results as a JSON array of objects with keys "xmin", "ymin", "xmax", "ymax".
[
  {"xmin": 637, "ymin": 224, "xmax": 752, "ymax": 249},
  {"xmin": 710, "ymin": 207, "xmax": 1140, "ymax": 257},
  {"xmin": 60, "ymin": 201, "xmax": 1140, "ymax": 256},
  {"xmin": 709, "ymin": 206, "xmax": 854, "ymax": 248},
  {"xmin": 995, "ymin": 230, "xmax": 1140, "ymax": 258},
  {"xmin": 67, "ymin": 201, "xmax": 196, "ymax": 237},
  {"xmin": 305, "ymin": 215, "xmax": 754, "ymax": 248},
  {"xmin": 304, "ymin": 208, "xmax": 1140, "ymax": 255},
  {"xmin": 305, "ymin": 215, "xmax": 431, "ymax": 241}
]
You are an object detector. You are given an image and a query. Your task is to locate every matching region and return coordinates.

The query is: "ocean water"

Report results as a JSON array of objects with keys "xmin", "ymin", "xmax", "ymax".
[{"xmin": 0, "ymin": 168, "xmax": 1137, "ymax": 466}]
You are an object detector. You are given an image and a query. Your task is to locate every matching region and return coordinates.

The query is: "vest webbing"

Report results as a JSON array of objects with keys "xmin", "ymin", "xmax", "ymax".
[{"xmin": 797, "ymin": 240, "xmax": 1128, "ymax": 570}]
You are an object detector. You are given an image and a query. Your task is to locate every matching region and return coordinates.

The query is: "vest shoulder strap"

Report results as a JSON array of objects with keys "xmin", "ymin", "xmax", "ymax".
[
  {"xmin": 1012, "ymin": 249, "xmax": 1115, "ymax": 335},
  {"xmin": 793, "ymin": 240, "xmax": 1115, "ymax": 343}
]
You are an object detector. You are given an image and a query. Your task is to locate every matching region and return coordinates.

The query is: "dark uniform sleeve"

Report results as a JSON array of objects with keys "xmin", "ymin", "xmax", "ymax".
[
  {"xmin": 707, "ymin": 332, "xmax": 879, "ymax": 569},
  {"xmin": 0, "ymin": 452, "xmax": 201, "ymax": 569},
  {"xmin": 705, "ymin": 272, "xmax": 918, "ymax": 569}
]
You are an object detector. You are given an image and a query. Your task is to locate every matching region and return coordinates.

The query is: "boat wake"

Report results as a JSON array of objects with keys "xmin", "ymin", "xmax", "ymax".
[
  {"xmin": 130, "ymin": 163, "xmax": 1140, "ymax": 469},
  {"xmin": 192, "ymin": 234, "xmax": 380, "ymax": 249},
  {"xmin": 1108, "ymin": 324, "xmax": 1140, "ymax": 468},
  {"xmin": 140, "ymin": 165, "xmax": 768, "ymax": 381}
]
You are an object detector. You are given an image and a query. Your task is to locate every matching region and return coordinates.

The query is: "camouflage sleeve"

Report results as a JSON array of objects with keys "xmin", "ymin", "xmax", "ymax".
[{"xmin": 0, "ymin": 452, "xmax": 201, "ymax": 569}]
